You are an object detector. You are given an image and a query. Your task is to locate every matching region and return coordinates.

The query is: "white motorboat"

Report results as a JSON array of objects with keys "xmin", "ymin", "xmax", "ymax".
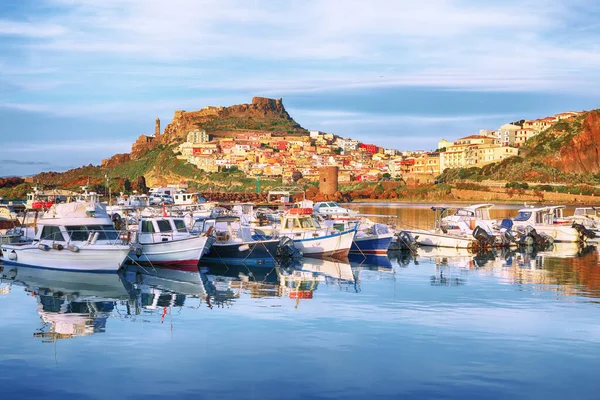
[
  {"xmin": 277, "ymin": 208, "xmax": 356, "ymax": 259},
  {"xmin": 128, "ymin": 216, "xmax": 214, "ymax": 271},
  {"xmin": 0, "ymin": 202, "xmax": 132, "ymax": 273},
  {"xmin": 440, "ymin": 203, "xmax": 497, "ymax": 234},
  {"xmin": 403, "ymin": 207, "xmax": 480, "ymax": 250},
  {"xmin": 512, "ymin": 206, "xmax": 592, "ymax": 243},
  {"xmin": 312, "ymin": 201, "xmax": 358, "ymax": 218}
]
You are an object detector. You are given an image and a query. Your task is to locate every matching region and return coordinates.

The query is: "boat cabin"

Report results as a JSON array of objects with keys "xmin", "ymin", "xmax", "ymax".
[
  {"xmin": 137, "ymin": 217, "xmax": 191, "ymax": 243},
  {"xmin": 34, "ymin": 203, "xmax": 122, "ymax": 244},
  {"xmin": 513, "ymin": 207, "xmax": 554, "ymax": 226},
  {"xmin": 280, "ymin": 213, "xmax": 322, "ymax": 231},
  {"xmin": 173, "ymin": 192, "xmax": 206, "ymax": 205},
  {"xmin": 574, "ymin": 207, "xmax": 599, "ymax": 218},
  {"xmin": 451, "ymin": 204, "xmax": 493, "ymax": 221}
]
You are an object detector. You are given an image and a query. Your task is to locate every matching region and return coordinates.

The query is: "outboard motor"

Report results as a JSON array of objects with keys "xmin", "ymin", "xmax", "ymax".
[
  {"xmin": 397, "ymin": 230, "xmax": 418, "ymax": 254},
  {"xmin": 520, "ymin": 226, "xmax": 553, "ymax": 248},
  {"xmin": 276, "ymin": 236, "xmax": 302, "ymax": 261},
  {"xmin": 572, "ymin": 222, "xmax": 596, "ymax": 240},
  {"xmin": 498, "ymin": 218, "xmax": 516, "ymax": 246},
  {"xmin": 473, "ymin": 226, "xmax": 495, "ymax": 249}
]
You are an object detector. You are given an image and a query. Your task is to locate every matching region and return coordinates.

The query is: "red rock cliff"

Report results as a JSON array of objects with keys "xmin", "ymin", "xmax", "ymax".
[{"xmin": 556, "ymin": 111, "xmax": 600, "ymax": 173}]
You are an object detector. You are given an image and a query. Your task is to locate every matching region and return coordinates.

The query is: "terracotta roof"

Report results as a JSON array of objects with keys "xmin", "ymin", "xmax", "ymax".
[{"xmin": 456, "ymin": 135, "xmax": 491, "ymax": 140}]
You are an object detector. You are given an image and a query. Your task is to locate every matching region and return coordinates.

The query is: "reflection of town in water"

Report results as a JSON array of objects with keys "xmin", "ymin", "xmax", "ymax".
[{"xmin": 2, "ymin": 242, "xmax": 600, "ymax": 340}]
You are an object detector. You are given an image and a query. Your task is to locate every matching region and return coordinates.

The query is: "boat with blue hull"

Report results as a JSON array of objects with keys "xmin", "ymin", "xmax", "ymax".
[
  {"xmin": 202, "ymin": 239, "xmax": 281, "ymax": 265},
  {"xmin": 350, "ymin": 231, "xmax": 394, "ymax": 255},
  {"xmin": 194, "ymin": 216, "xmax": 285, "ymax": 265}
]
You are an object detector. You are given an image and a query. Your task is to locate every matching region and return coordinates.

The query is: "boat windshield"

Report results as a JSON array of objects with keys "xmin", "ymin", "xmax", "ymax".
[
  {"xmin": 66, "ymin": 225, "xmax": 119, "ymax": 241},
  {"xmin": 156, "ymin": 220, "xmax": 172, "ymax": 233},
  {"xmin": 514, "ymin": 211, "xmax": 532, "ymax": 222},
  {"xmin": 173, "ymin": 219, "xmax": 188, "ymax": 233}
]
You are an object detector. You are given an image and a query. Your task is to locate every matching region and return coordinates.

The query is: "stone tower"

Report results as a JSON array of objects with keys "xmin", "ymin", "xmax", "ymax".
[
  {"xmin": 319, "ymin": 166, "xmax": 339, "ymax": 195},
  {"xmin": 155, "ymin": 118, "xmax": 160, "ymax": 136}
]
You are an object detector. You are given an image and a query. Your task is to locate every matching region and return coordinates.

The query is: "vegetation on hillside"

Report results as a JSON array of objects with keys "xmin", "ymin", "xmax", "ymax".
[{"xmin": 197, "ymin": 115, "xmax": 305, "ymax": 134}]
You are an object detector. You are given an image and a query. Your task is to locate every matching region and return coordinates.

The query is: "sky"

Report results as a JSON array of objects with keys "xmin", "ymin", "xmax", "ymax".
[{"xmin": 1, "ymin": 0, "xmax": 600, "ymax": 176}]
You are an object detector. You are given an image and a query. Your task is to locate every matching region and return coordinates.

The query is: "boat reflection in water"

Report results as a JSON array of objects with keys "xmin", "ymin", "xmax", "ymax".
[
  {"xmin": 120, "ymin": 265, "xmax": 207, "ymax": 317},
  {"xmin": 0, "ymin": 265, "xmax": 131, "ymax": 342},
  {"xmin": 199, "ymin": 257, "xmax": 355, "ymax": 307},
  {"xmin": 414, "ymin": 242, "xmax": 600, "ymax": 296},
  {"xmin": 200, "ymin": 263, "xmax": 283, "ymax": 307}
]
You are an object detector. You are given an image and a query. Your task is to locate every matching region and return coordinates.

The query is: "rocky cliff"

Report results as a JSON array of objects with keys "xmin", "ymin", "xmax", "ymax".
[
  {"xmin": 555, "ymin": 111, "xmax": 600, "ymax": 173},
  {"xmin": 160, "ymin": 96, "xmax": 305, "ymax": 144}
]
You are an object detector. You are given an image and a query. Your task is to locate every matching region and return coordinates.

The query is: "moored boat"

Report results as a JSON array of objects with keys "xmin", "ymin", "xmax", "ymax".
[
  {"xmin": 0, "ymin": 202, "xmax": 132, "ymax": 273},
  {"xmin": 277, "ymin": 208, "xmax": 356, "ymax": 259},
  {"xmin": 128, "ymin": 215, "xmax": 213, "ymax": 271},
  {"xmin": 193, "ymin": 216, "xmax": 284, "ymax": 265}
]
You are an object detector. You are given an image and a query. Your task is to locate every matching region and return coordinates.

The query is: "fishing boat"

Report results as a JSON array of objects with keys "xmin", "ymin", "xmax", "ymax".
[
  {"xmin": 128, "ymin": 215, "xmax": 214, "ymax": 271},
  {"xmin": 277, "ymin": 208, "xmax": 356, "ymax": 259},
  {"xmin": 192, "ymin": 215, "xmax": 286, "ymax": 265},
  {"xmin": 0, "ymin": 202, "xmax": 132, "ymax": 272}
]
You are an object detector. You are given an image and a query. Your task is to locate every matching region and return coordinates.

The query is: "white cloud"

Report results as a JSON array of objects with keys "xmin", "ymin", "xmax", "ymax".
[
  {"xmin": 0, "ymin": 19, "xmax": 67, "ymax": 37},
  {"xmin": 1, "ymin": 0, "xmax": 600, "ymax": 130}
]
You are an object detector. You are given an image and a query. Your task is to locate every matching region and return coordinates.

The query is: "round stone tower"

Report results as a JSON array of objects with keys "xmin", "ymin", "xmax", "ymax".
[
  {"xmin": 155, "ymin": 118, "xmax": 161, "ymax": 136},
  {"xmin": 319, "ymin": 166, "xmax": 339, "ymax": 195}
]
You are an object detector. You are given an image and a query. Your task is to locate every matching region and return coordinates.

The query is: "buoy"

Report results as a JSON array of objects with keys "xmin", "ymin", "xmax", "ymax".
[
  {"xmin": 67, "ymin": 244, "xmax": 80, "ymax": 253},
  {"xmin": 238, "ymin": 244, "xmax": 250, "ymax": 252},
  {"xmin": 38, "ymin": 244, "xmax": 50, "ymax": 251},
  {"xmin": 8, "ymin": 251, "xmax": 17, "ymax": 260}
]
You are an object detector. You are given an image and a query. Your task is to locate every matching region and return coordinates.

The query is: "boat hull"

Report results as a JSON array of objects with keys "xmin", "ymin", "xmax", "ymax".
[
  {"xmin": 407, "ymin": 229, "xmax": 476, "ymax": 249},
  {"xmin": 202, "ymin": 239, "xmax": 280, "ymax": 264},
  {"xmin": 286, "ymin": 229, "xmax": 355, "ymax": 259},
  {"xmin": 0, "ymin": 244, "xmax": 130, "ymax": 273},
  {"xmin": 350, "ymin": 233, "xmax": 394, "ymax": 255},
  {"xmin": 129, "ymin": 235, "xmax": 211, "ymax": 271},
  {"xmin": 525, "ymin": 225, "xmax": 581, "ymax": 243}
]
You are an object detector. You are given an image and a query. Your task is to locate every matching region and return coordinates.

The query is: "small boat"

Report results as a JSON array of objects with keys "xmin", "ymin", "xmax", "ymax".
[
  {"xmin": 403, "ymin": 207, "xmax": 481, "ymax": 250},
  {"xmin": 512, "ymin": 206, "xmax": 594, "ymax": 243},
  {"xmin": 128, "ymin": 215, "xmax": 214, "ymax": 271},
  {"xmin": 0, "ymin": 205, "xmax": 24, "ymax": 244},
  {"xmin": 0, "ymin": 202, "xmax": 132, "ymax": 273},
  {"xmin": 277, "ymin": 208, "xmax": 356, "ymax": 259},
  {"xmin": 312, "ymin": 201, "xmax": 358, "ymax": 218},
  {"xmin": 193, "ymin": 216, "xmax": 285, "ymax": 265},
  {"xmin": 323, "ymin": 217, "xmax": 394, "ymax": 255},
  {"xmin": 440, "ymin": 203, "xmax": 497, "ymax": 234}
]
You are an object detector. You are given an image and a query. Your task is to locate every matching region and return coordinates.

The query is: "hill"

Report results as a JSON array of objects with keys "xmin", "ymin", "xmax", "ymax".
[
  {"xmin": 9, "ymin": 97, "xmax": 306, "ymax": 194},
  {"xmin": 440, "ymin": 109, "xmax": 600, "ymax": 185}
]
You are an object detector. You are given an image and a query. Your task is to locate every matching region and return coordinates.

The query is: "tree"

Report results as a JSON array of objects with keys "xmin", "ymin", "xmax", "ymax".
[
  {"xmin": 136, "ymin": 176, "xmax": 148, "ymax": 193},
  {"xmin": 292, "ymin": 171, "xmax": 303, "ymax": 182}
]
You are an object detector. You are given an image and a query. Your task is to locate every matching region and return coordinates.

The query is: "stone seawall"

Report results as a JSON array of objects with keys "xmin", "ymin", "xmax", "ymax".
[{"xmin": 451, "ymin": 188, "xmax": 599, "ymax": 204}]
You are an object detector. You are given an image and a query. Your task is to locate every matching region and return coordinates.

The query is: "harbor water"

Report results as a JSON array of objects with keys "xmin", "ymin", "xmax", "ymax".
[{"xmin": 1, "ymin": 204, "xmax": 600, "ymax": 399}]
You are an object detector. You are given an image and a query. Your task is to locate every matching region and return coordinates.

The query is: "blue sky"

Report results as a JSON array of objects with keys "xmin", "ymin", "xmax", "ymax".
[{"xmin": 1, "ymin": 0, "xmax": 600, "ymax": 176}]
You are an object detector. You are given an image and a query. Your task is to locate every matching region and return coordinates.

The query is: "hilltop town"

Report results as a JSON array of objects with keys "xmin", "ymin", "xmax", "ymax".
[
  {"xmin": 1, "ymin": 97, "xmax": 597, "ymax": 204},
  {"xmin": 140, "ymin": 102, "xmax": 585, "ymax": 186}
]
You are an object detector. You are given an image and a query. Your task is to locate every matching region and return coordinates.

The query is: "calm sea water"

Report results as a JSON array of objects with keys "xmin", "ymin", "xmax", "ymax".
[{"xmin": 1, "ymin": 204, "xmax": 600, "ymax": 400}]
